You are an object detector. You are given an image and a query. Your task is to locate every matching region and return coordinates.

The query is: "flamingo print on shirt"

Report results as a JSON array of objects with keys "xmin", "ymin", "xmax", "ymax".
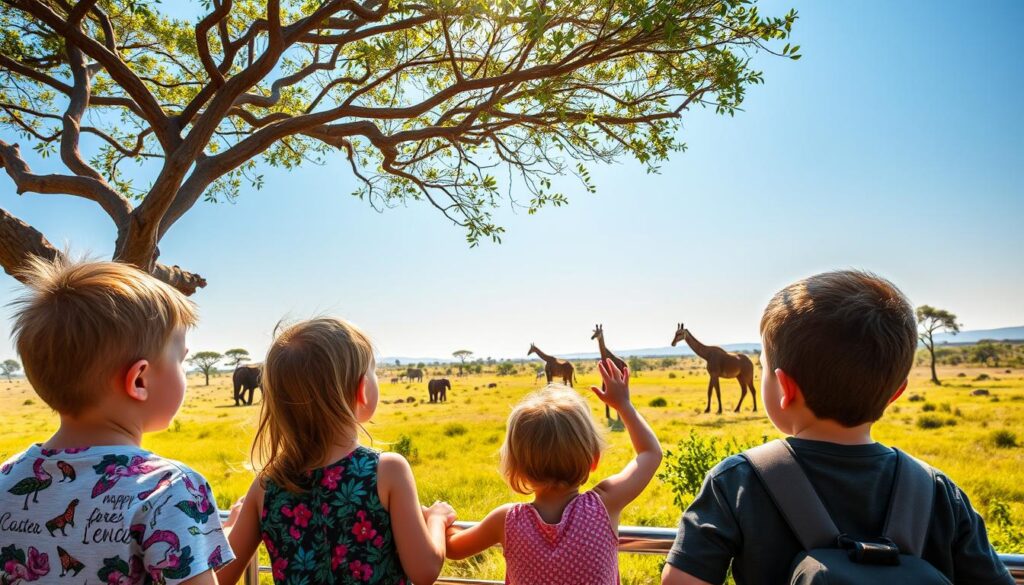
[
  {"xmin": 6, "ymin": 459, "xmax": 52, "ymax": 511},
  {"xmin": 1, "ymin": 445, "xmax": 233, "ymax": 585},
  {"xmin": 90, "ymin": 454, "xmax": 158, "ymax": 498}
]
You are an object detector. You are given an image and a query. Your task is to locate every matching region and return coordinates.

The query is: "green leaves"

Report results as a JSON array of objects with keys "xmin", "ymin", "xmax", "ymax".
[{"xmin": 0, "ymin": 0, "xmax": 800, "ymax": 252}]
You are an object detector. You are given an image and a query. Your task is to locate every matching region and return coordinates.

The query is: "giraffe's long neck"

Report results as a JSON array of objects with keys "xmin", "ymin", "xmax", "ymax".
[
  {"xmin": 532, "ymin": 347, "xmax": 555, "ymax": 364},
  {"xmin": 597, "ymin": 335, "xmax": 611, "ymax": 360},
  {"xmin": 685, "ymin": 331, "xmax": 712, "ymax": 359}
]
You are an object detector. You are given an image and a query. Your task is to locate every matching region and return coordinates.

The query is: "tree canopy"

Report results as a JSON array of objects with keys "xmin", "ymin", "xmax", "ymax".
[
  {"xmin": 225, "ymin": 347, "xmax": 251, "ymax": 367},
  {"xmin": 1, "ymin": 358, "xmax": 20, "ymax": 379},
  {"xmin": 0, "ymin": 0, "xmax": 797, "ymax": 293}
]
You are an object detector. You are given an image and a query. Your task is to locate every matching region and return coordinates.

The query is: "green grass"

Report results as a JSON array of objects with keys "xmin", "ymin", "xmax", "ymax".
[{"xmin": 2, "ymin": 359, "xmax": 1022, "ymax": 583}]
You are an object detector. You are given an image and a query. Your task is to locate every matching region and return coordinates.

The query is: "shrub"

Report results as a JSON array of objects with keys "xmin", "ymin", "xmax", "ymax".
[
  {"xmin": 444, "ymin": 423, "xmax": 468, "ymax": 437},
  {"xmin": 393, "ymin": 435, "xmax": 419, "ymax": 463},
  {"xmin": 916, "ymin": 414, "xmax": 946, "ymax": 429},
  {"xmin": 908, "ymin": 394, "xmax": 925, "ymax": 402},
  {"xmin": 975, "ymin": 373, "xmax": 991, "ymax": 381},
  {"xmin": 988, "ymin": 499, "xmax": 1024, "ymax": 552},
  {"xmin": 991, "ymin": 430, "xmax": 1018, "ymax": 449},
  {"xmin": 938, "ymin": 402, "xmax": 952, "ymax": 413},
  {"xmin": 21, "ymin": 399, "xmax": 33, "ymax": 406},
  {"xmin": 649, "ymin": 397, "xmax": 668, "ymax": 407},
  {"xmin": 658, "ymin": 431, "xmax": 766, "ymax": 508},
  {"xmin": 922, "ymin": 403, "xmax": 936, "ymax": 412},
  {"xmin": 668, "ymin": 372, "xmax": 677, "ymax": 379}
]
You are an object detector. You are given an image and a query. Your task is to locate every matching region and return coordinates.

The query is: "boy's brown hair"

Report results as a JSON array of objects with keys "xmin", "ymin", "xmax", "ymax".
[
  {"xmin": 760, "ymin": 270, "xmax": 917, "ymax": 427},
  {"xmin": 10, "ymin": 257, "xmax": 198, "ymax": 415},
  {"xmin": 500, "ymin": 385, "xmax": 606, "ymax": 494}
]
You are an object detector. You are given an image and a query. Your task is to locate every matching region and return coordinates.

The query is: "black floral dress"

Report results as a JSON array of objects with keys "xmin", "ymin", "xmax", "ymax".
[{"xmin": 260, "ymin": 447, "xmax": 408, "ymax": 584}]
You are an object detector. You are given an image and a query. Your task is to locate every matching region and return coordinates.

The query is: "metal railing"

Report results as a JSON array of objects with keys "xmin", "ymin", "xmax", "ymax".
[{"xmin": 228, "ymin": 516, "xmax": 1024, "ymax": 584}]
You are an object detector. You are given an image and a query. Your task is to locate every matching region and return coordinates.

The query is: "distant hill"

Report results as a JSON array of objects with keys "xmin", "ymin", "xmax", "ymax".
[
  {"xmin": 933, "ymin": 326, "xmax": 1024, "ymax": 345},
  {"xmin": 379, "ymin": 326, "xmax": 1024, "ymax": 364}
]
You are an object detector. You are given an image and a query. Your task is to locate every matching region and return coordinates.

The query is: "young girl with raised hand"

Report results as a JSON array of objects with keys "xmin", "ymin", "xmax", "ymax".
[
  {"xmin": 446, "ymin": 359, "xmax": 662, "ymax": 584},
  {"xmin": 216, "ymin": 318, "xmax": 455, "ymax": 585}
]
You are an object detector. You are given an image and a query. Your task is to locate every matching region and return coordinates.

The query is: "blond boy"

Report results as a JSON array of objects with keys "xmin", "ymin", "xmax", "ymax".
[{"xmin": 0, "ymin": 259, "xmax": 232, "ymax": 584}]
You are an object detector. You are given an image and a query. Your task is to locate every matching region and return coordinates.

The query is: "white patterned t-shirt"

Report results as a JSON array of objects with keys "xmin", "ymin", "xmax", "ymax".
[{"xmin": 0, "ymin": 444, "xmax": 233, "ymax": 584}]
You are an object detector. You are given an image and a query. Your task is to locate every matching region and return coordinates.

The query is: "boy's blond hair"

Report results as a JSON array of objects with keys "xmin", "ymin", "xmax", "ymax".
[
  {"xmin": 253, "ymin": 317, "xmax": 375, "ymax": 493},
  {"xmin": 500, "ymin": 384, "xmax": 606, "ymax": 494},
  {"xmin": 10, "ymin": 257, "xmax": 198, "ymax": 415}
]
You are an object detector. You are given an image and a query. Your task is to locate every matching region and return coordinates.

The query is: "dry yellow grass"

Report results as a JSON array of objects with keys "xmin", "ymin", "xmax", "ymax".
[{"xmin": 1, "ymin": 359, "xmax": 1021, "ymax": 583}]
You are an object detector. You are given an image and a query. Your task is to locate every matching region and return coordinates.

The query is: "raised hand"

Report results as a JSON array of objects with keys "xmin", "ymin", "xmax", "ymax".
[{"xmin": 591, "ymin": 358, "xmax": 632, "ymax": 414}]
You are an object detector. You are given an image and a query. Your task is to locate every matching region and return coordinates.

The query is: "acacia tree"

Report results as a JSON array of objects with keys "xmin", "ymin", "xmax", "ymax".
[
  {"xmin": 224, "ymin": 347, "xmax": 250, "ymax": 367},
  {"xmin": 972, "ymin": 341, "xmax": 999, "ymax": 368},
  {"xmin": 188, "ymin": 350, "xmax": 222, "ymax": 386},
  {"xmin": 452, "ymin": 349, "xmax": 472, "ymax": 376},
  {"xmin": 916, "ymin": 305, "xmax": 959, "ymax": 385},
  {"xmin": 1, "ymin": 358, "xmax": 19, "ymax": 380},
  {"xmin": 0, "ymin": 1, "xmax": 798, "ymax": 294}
]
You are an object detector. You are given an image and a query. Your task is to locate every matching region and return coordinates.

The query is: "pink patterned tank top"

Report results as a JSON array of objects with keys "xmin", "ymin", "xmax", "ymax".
[{"xmin": 503, "ymin": 490, "xmax": 619, "ymax": 585}]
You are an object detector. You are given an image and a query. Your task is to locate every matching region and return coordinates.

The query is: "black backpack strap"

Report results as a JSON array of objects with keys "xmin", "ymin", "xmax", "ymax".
[
  {"xmin": 882, "ymin": 449, "xmax": 936, "ymax": 557},
  {"xmin": 743, "ymin": 439, "xmax": 840, "ymax": 551}
]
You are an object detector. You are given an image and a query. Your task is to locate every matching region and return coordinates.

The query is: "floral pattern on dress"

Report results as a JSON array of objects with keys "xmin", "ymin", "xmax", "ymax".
[{"xmin": 260, "ymin": 447, "xmax": 407, "ymax": 584}]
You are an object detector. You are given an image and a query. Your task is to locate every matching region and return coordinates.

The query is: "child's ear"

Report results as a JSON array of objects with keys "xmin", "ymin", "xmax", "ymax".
[
  {"xmin": 124, "ymin": 359, "xmax": 149, "ymax": 402},
  {"xmin": 888, "ymin": 379, "xmax": 909, "ymax": 405},
  {"xmin": 590, "ymin": 454, "xmax": 601, "ymax": 472},
  {"xmin": 355, "ymin": 375, "xmax": 367, "ymax": 405},
  {"xmin": 775, "ymin": 368, "xmax": 802, "ymax": 409}
]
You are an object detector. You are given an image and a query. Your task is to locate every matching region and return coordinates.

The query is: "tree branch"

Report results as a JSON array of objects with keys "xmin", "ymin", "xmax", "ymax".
[{"xmin": 0, "ymin": 140, "xmax": 131, "ymax": 226}]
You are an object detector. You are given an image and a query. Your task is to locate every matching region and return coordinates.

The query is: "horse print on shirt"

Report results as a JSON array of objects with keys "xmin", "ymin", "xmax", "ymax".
[
  {"xmin": 45, "ymin": 498, "xmax": 79, "ymax": 536},
  {"xmin": 56, "ymin": 546, "xmax": 85, "ymax": 577}
]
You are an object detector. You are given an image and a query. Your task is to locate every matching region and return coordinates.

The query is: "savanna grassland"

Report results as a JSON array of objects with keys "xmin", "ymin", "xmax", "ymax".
[{"xmin": 2, "ymin": 357, "xmax": 1022, "ymax": 583}]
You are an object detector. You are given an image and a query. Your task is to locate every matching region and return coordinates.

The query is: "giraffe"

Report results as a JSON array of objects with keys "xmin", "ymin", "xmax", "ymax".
[
  {"xmin": 527, "ymin": 343, "xmax": 576, "ymax": 387},
  {"xmin": 672, "ymin": 322, "xmax": 757, "ymax": 414},
  {"xmin": 591, "ymin": 324, "xmax": 628, "ymax": 420}
]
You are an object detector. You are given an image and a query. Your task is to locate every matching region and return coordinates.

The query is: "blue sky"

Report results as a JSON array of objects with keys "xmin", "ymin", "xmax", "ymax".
[{"xmin": 1, "ymin": 1, "xmax": 1022, "ymax": 362}]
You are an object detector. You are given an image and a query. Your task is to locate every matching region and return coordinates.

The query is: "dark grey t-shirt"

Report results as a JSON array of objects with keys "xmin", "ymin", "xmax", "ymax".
[{"xmin": 666, "ymin": 438, "xmax": 1013, "ymax": 585}]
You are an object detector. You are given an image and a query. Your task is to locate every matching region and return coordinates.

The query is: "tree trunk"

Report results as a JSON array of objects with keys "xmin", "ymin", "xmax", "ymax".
[
  {"xmin": 205, "ymin": 370, "xmax": 210, "ymax": 386},
  {"xmin": 929, "ymin": 347, "xmax": 940, "ymax": 385}
]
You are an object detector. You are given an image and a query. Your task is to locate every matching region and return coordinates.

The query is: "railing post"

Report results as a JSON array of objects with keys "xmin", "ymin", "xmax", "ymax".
[{"xmin": 242, "ymin": 555, "xmax": 259, "ymax": 585}]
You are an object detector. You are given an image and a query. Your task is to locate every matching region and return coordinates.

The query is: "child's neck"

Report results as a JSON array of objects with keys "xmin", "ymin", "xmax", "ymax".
[
  {"xmin": 531, "ymin": 484, "xmax": 582, "ymax": 524},
  {"xmin": 791, "ymin": 418, "xmax": 874, "ymax": 445},
  {"xmin": 46, "ymin": 412, "xmax": 143, "ymax": 450},
  {"xmin": 318, "ymin": 437, "xmax": 361, "ymax": 468}
]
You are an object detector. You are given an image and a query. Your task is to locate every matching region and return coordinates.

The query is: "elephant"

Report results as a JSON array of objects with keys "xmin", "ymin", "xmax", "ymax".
[
  {"xmin": 407, "ymin": 368, "xmax": 424, "ymax": 382},
  {"xmin": 428, "ymin": 378, "xmax": 451, "ymax": 403},
  {"xmin": 233, "ymin": 364, "xmax": 263, "ymax": 406}
]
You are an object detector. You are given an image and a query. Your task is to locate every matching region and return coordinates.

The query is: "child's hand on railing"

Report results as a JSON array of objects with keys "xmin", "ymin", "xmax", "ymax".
[
  {"xmin": 223, "ymin": 496, "xmax": 245, "ymax": 532},
  {"xmin": 423, "ymin": 501, "xmax": 457, "ymax": 528},
  {"xmin": 591, "ymin": 358, "xmax": 632, "ymax": 414}
]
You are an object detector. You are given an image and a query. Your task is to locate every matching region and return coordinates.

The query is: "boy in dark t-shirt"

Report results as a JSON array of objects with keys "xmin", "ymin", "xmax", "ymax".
[{"xmin": 661, "ymin": 270, "xmax": 1013, "ymax": 585}]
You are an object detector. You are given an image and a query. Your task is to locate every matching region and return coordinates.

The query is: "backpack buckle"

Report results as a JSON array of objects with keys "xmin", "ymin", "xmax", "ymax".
[{"xmin": 837, "ymin": 534, "xmax": 901, "ymax": 566}]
